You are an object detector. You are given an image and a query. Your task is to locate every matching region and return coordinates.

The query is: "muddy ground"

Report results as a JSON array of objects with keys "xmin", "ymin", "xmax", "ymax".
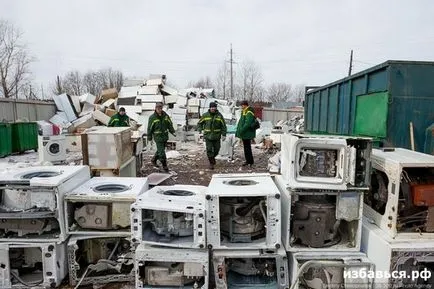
[{"xmin": 140, "ymin": 142, "xmax": 272, "ymax": 186}]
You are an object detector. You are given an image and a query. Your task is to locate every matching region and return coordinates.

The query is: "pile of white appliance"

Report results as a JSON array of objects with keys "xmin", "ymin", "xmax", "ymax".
[
  {"xmin": 362, "ymin": 148, "xmax": 434, "ymax": 288},
  {"xmin": 278, "ymin": 133, "xmax": 375, "ymax": 289}
]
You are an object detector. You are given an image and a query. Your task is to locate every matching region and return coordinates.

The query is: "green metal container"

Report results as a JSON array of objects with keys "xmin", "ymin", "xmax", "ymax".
[
  {"xmin": 425, "ymin": 123, "xmax": 434, "ymax": 155},
  {"xmin": 305, "ymin": 60, "xmax": 434, "ymax": 152},
  {"xmin": 11, "ymin": 122, "xmax": 38, "ymax": 153},
  {"xmin": 0, "ymin": 123, "xmax": 12, "ymax": 157}
]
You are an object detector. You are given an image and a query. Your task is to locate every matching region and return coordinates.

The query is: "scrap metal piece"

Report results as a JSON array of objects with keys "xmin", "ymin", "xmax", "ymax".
[
  {"xmin": 74, "ymin": 204, "xmax": 112, "ymax": 230},
  {"xmin": 292, "ymin": 197, "xmax": 339, "ymax": 248}
]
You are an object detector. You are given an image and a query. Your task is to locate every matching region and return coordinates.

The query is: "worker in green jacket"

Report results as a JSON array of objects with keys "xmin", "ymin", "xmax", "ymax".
[
  {"xmin": 147, "ymin": 102, "xmax": 176, "ymax": 172},
  {"xmin": 108, "ymin": 107, "xmax": 130, "ymax": 127},
  {"xmin": 236, "ymin": 100, "xmax": 256, "ymax": 167},
  {"xmin": 197, "ymin": 102, "xmax": 227, "ymax": 170}
]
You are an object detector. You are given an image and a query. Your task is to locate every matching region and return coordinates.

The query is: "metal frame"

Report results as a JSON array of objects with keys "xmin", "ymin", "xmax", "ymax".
[
  {"xmin": 131, "ymin": 185, "xmax": 207, "ymax": 249},
  {"xmin": 288, "ymin": 251, "xmax": 374, "ymax": 289},
  {"xmin": 0, "ymin": 166, "xmax": 90, "ymax": 243},
  {"xmin": 67, "ymin": 234, "xmax": 134, "ymax": 286},
  {"xmin": 206, "ymin": 173, "xmax": 281, "ymax": 250},
  {"xmin": 212, "ymin": 248, "xmax": 289, "ymax": 289},
  {"xmin": 280, "ymin": 134, "xmax": 372, "ymax": 190},
  {"xmin": 135, "ymin": 244, "xmax": 208, "ymax": 289},
  {"xmin": 0, "ymin": 241, "xmax": 68, "ymax": 288},
  {"xmin": 65, "ymin": 177, "xmax": 148, "ymax": 236},
  {"xmin": 275, "ymin": 175, "xmax": 363, "ymax": 252}
]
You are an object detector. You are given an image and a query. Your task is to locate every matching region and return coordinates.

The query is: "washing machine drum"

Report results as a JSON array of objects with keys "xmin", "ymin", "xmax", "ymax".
[{"xmin": 48, "ymin": 142, "xmax": 60, "ymax": 155}]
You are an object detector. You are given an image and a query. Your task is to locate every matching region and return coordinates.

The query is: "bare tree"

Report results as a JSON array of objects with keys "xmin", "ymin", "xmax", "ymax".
[
  {"xmin": 239, "ymin": 60, "xmax": 264, "ymax": 102},
  {"xmin": 0, "ymin": 20, "xmax": 33, "ymax": 98},
  {"xmin": 292, "ymin": 84, "xmax": 306, "ymax": 102},
  {"xmin": 267, "ymin": 83, "xmax": 293, "ymax": 103},
  {"xmin": 52, "ymin": 67, "xmax": 124, "ymax": 96},
  {"xmin": 62, "ymin": 70, "xmax": 83, "ymax": 95},
  {"xmin": 188, "ymin": 76, "xmax": 213, "ymax": 88},
  {"xmin": 215, "ymin": 62, "xmax": 231, "ymax": 99}
]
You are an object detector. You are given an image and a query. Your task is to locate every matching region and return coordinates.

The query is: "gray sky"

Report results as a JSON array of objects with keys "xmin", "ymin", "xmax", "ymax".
[{"xmin": 2, "ymin": 0, "xmax": 434, "ymax": 92}]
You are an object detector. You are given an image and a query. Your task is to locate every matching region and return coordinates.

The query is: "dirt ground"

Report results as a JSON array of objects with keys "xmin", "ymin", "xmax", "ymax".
[{"xmin": 139, "ymin": 142, "xmax": 272, "ymax": 186}]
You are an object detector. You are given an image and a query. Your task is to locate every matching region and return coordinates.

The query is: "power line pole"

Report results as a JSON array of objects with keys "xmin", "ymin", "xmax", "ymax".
[
  {"xmin": 230, "ymin": 44, "xmax": 234, "ymax": 100},
  {"xmin": 348, "ymin": 49, "xmax": 353, "ymax": 76}
]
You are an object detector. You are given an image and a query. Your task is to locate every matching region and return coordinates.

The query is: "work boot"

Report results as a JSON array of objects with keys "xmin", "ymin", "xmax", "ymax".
[
  {"xmin": 161, "ymin": 160, "xmax": 169, "ymax": 173},
  {"xmin": 151, "ymin": 156, "xmax": 159, "ymax": 168},
  {"xmin": 208, "ymin": 157, "xmax": 214, "ymax": 170}
]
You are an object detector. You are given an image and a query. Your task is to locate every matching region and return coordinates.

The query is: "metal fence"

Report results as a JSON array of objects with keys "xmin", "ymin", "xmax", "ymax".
[
  {"xmin": 0, "ymin": 98, "xmax": 56, "ymax": 122},
  {"xmin": 262, "ymin": 107, "xmax": 304, "ymax": 124}
]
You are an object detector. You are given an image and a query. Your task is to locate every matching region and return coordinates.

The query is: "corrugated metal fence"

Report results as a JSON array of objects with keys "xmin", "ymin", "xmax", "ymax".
[
  {"xmin": 0, "ymin": 98, "xmax": 56, "ymax": 122},
  {"xmin": 262, "ymin": 107, "xmax": 304, "ymax": 124}
]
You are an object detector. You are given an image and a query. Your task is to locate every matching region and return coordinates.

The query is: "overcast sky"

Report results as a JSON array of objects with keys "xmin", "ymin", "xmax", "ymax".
[{"xmin": 2, "ymin": 0, "xmax": 434, "ymax": 93}]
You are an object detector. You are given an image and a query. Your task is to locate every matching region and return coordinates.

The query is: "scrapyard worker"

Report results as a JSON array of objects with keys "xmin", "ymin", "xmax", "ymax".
[
  {"xmin": 197, "ymin": 102, "xmax": 227, "ymax": 170},
  {"xmin": 236, "ymin": 100, "xmax": 256, "ymax": 167},
  {"xmin": 147, "ymin": 102, "xmax": 176, "ymax": 172},
  {"xmin": 108, "ymin": 107, "xmax": 130, "ymax": 127}
]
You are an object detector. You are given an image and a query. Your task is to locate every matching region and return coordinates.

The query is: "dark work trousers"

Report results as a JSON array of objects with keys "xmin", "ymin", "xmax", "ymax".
[
  {"xmin": 242, "ymin": 139, "xmax": 254, "ymax": 165},
  {"xmin": 205, "ymin": 139, "xmax": 221, "ymax": 158},
  {"xmin": 154, "ymin": 141, "xmax": 167, "ymax": 161}
]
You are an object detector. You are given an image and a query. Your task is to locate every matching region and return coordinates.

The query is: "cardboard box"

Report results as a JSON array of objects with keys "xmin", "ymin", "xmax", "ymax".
[
  {"xmin": 72, "ymin": 114, "xmax": 97, "ymax": 129},
  {"xmin": 102, "ymin": 99, "xmax": 116, "ymax": 109},
  {"xmin": 92, "ymin": 110, "xmax": 110, "ymax": 126},
  {"xmin": 105, "ymin": 108, "xmax": 117, "ymax": 118},
  {"xmin": 100, "ymin": 88, "xmax": 118, "ymax": 103}
]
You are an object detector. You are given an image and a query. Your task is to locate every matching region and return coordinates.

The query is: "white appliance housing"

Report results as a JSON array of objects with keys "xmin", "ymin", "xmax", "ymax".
[
  {"xmin": 363, "ymin": 148, "xmax": 434, "ymax": 240},
  {"xmin": 274, "ymin": 175, "xmax": 363, "ymax": 252},
  {"xmin": 67, "ymin": 235, "xmax": 134, "ymax": 286},
  {"xmin": 212, "ymin": 248, "xmax": 289, "ymax": 289},
  {"xmin": 0, "ymin": 165, "xmax": 90, "ymax": 242},
  {"xmin": 288, "ymin": 251, "xmax": 374, "ymax": 289},
  {"xmin": 38, "ymin": 135, "xmax": 67, "ymax": 163},
  {"xmin": 65, "ymin": 177, "xmax": 149, "ymax": 235},
  {"xmin": 362, "ymin": 218, "xmax": 434, "ymax": 289},
  {"xmin": 280, "ymin": 134, "xmax": 372, "ymax": 190},
  {"xmin": 98, "ymin": 155, "xmax": 137, "ymax": 177},
  {"xmin": 0, "ymin": 241, "xmax": 68, "ymax": 288},
  {"xmin": 206, "ymin": 173, "xmax": 281, "ymax": 250},
  {"xmin": 131, "ymin": 185, "xmax": 207, "ymax": 249},
  {"xmin": 135, "ymin": 244, "xmax": 209, "ymax": 289}
]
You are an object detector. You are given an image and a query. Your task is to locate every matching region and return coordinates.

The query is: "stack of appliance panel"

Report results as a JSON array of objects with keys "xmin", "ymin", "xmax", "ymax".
[
  {"xmin": 64, "ymin": 177, "xmax": 148, "ymax": 287},
  {"xmin": 0, "ymin": 165, "xmax": 90, "ymax": 288},
  {"xmin": 131, "ymin": 185, "xmax": 209, "ymax": 288},
  {"xmin": 362, "ymin": 148, "xmax": 434, "ymax": 288},
  {"xmin": 207, "ymin": 173, "xmax": 289, "ymax": 289},
  {"xmin": 278, "ymin": 133, "xmax": 375, "ymax": 289}
]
